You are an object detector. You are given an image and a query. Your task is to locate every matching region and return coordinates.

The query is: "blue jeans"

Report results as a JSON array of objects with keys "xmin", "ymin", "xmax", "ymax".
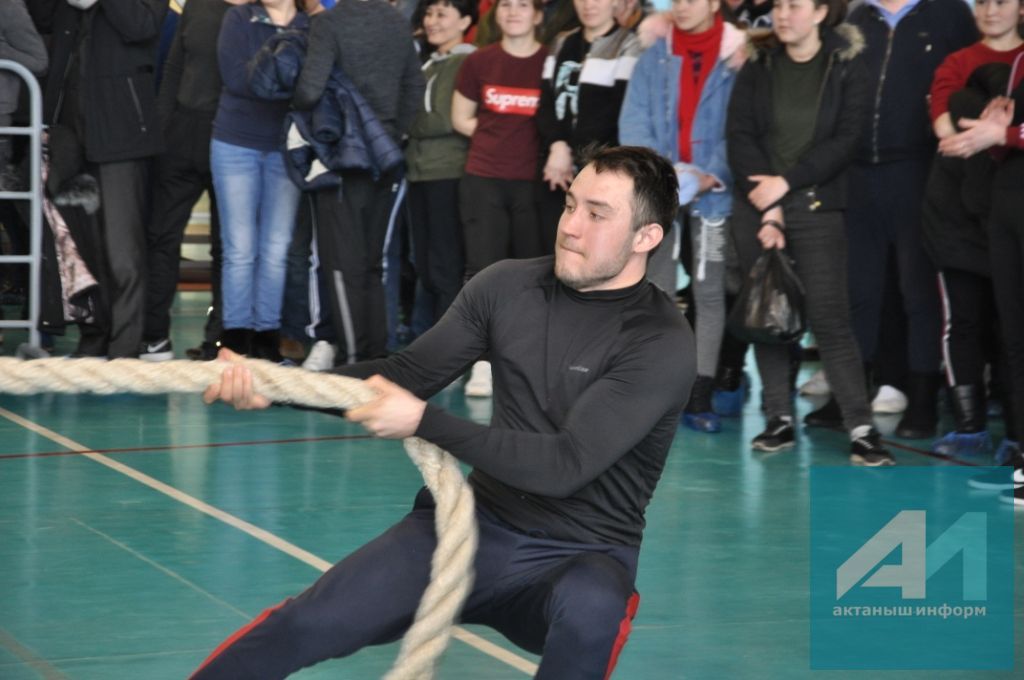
[{"xmin": 211, "ymin": 139, "xmax": 300, "ymax": 331}]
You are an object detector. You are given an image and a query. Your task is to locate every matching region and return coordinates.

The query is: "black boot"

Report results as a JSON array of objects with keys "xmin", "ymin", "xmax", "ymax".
[
  {"xmin": 933, "ymin": 384, "xmax": 991, "ymax": 457},
  {"xmin": 251, "ymin": 329, "xmax": 283, "ymax": 363},
  {"xmin": 895, "ymin": 371, "xmax": 942, "ymax": 439},
  {"xmin": 221, "ymin": 328, "xmax": 252, "ymax": 355},
  {"xmin": 950, "ymin": 384, "xmax": 986, "ymax": 433}
]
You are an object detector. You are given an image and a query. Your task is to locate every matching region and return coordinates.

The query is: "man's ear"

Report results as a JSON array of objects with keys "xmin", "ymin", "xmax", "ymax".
[{"xmin": 633, "ymin": 223, "xmax": 664, "ymax": 255}]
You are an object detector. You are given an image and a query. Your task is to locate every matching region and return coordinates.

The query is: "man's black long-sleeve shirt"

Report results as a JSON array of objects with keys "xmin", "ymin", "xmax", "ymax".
[{"xmin": 334, "ymin": 257, "xmax": 695, "ymax": 546}]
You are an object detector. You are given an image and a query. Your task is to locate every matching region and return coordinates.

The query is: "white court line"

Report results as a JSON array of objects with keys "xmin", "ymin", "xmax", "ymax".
[
  {"xmin": 69, "ymin": 517, "xmax": 251, "ymax": 620},
  {"xmin": 0, "ymin": 405, "xmax": 538, "ymax": 676}
]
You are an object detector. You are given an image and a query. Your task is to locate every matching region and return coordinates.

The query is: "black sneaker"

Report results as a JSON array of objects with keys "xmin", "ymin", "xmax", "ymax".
[
  {"xmin": 752, "ymin": 417, "xmax": 796, "ymax": 452},
  {"xmin": 850, "ymin": 429, "xmax": 895, "ymax": 466},
  {"xmin": 139, "ymin": 338, "xmax": 174, "ymax": 362}
]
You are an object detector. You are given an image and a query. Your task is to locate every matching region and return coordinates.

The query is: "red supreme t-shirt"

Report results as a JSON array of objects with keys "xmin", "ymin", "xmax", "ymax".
[{"xmin": 456, "ymin": 43, "xmax": 547, "ymax": 180}]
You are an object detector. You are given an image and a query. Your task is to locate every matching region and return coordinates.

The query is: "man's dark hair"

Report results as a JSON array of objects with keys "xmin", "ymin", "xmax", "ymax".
[{"xmin": 585, "ymin": 145, "xmax": 679, "ymax": 239}]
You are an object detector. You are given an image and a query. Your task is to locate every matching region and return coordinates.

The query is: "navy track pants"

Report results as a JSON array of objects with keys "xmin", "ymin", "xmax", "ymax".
[{"xmin": 190, "ymin": 489, "xmax": 641, "ymax": 679}]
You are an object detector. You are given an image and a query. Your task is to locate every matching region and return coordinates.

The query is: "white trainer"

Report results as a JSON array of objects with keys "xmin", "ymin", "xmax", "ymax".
[
  {"xmin": 302, "ymin": 341, "xmax": 336, "ymax": 372},
  {"xmin": 798, "ymin": 369, "xmax": 830, "ymax": 396},
  {"xmin": 872, "ymin": 384, "xmax": 908, "ymax": 414},
  {"xmin": 465, "ymin": 360, "xmax": 493, "ymax": 398}
]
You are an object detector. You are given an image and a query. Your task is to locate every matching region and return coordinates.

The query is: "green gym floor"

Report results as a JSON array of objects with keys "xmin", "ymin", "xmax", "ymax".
[{"xmin": 0, "ymin": 292, "xmax": 1021, "ymax": 679}]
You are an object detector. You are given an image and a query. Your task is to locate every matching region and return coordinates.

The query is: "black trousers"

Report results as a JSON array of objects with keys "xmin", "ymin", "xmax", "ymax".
[
  {"xmin": 190, "ymin": 489, "xmax": 640, "ymax": 680},
  {"xmin": 989, "ymin": 158, "xmax": 1024, "ymax": 441},
  {"xmin": 733, "ymin": 199, "xmax": 871, "ymax": 431},
  {"xmin": 144, "ymin": 109, "xmax": 220, "ymax": 342},
  {"xmin": 845, "ymin": 159, "xmax": 942, "ymax": 373},
  {"xmin": 94, "ymin": 158, "xmax": 150, "ymax": 358},
  {"xmin": 459, "ymin": 174, "xmax": 542, "ymax": 279},
  {"xmin": 937, "ymin": 267, "xmax": 998, "ymax": 388},
  {"xmin": 406, "ymin": 178, "xmax": 464, "ymax": 325},
  {"xmin": 314, "ymin": 171, "xmax": 399, "ymax": 364}
]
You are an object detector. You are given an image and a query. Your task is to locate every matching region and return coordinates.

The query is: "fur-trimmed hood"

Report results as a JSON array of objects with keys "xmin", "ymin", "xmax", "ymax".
[{"xmin": 746, "ymin": 23, "xmax": 866, "ymax": 64}]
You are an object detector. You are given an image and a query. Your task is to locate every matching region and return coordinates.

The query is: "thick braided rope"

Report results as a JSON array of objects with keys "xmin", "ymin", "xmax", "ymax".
[{"xmin": 0, "ymin": 357, "xmax": 477, "ymax": 680}]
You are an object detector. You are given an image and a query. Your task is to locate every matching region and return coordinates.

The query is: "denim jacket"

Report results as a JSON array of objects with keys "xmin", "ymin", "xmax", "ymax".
[{"xmin": 618, "ymin": 21, "xmax": 745, "ymax": 220}]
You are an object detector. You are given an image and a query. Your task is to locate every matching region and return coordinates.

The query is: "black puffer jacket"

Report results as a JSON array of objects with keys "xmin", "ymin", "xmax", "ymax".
[
  {"xmin": 32, "ymin": 0, "xmax": 167, "ymax": 163},
  {"xmin": 727, "ymin": 24, "xmax": 869, "ymax": 214}
]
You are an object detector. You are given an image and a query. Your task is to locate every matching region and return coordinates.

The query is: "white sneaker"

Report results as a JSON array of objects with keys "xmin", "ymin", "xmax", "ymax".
[
  {"xmin": 872, "ymin": 385, "xmax": 908, "ymax": 414},
  {"xmin": 465, "ymin": 360, "xmax": 493, "ymax": 398},
  {"xmin": 302, "ymin": 340, "xmax": 336, "ymax": 372},
  {"xmin": 798, "ymin": 369, "xmax": 830, "ymax": 396}
]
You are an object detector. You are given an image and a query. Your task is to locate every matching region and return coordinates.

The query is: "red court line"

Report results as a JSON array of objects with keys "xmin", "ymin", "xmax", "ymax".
[
  {"xmin": 880, "ymin": 438, "xmax": 983, "ymax": 466},
  {"xmin": 0, "ymin": 434, "xmax": 373, "ymax": 462}
]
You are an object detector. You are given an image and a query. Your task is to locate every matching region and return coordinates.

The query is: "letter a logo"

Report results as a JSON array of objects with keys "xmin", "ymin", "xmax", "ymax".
[{"xmin": 836, "ymin": 511, "xmax": 987, "ymax": 600}]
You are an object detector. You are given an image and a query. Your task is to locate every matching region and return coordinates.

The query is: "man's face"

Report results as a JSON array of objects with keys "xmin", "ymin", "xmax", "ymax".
[{"xmin": 554, "ymin": 165, "xmax": 646, "ymax": 292}]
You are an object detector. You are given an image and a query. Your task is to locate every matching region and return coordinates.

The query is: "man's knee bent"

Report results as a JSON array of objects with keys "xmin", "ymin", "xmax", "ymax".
[{"xmin": 549, "ymin": 554, "xmax": 636, "ymax": 635}]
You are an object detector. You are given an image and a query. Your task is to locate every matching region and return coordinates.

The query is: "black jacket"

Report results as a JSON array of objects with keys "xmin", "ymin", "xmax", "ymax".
[
  {"xmin": 921, "ymin": 64, "xmax": 1003, "ymax": 277},
  {"xmin": 727, "ymin": 24, "xmax": 869, "ymax": 214},
  {"xmin": 32, "ymin": 0, "xmax": 167, "ymax": 163},
  {"xmin": 847, "ymin": 0, "xmax": 977, "ymax": 164}
]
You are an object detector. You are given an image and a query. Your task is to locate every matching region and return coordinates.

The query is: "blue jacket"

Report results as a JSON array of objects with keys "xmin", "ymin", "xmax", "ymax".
[
  {"xmin": 248, "ymin": 30, "xmax": 403, "ymax": 190},
  {"xmin": 618, "ymin": 21, "xmax": 746, "ymax": 219}
]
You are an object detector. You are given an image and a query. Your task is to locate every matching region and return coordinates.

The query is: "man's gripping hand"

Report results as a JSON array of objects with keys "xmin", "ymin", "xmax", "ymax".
[
  {"xmin": 345, "ymin": 375, "xmax": 426, "ymax": 439},
  {"xmin": 202, "ymin": 348, "xmax": 273, "ymax": 410}
]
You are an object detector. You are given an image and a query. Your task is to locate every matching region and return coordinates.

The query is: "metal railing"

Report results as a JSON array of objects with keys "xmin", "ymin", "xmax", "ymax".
[{"xmin": 0, "ymin": 59, "xmax": 43, "ymax": 348}]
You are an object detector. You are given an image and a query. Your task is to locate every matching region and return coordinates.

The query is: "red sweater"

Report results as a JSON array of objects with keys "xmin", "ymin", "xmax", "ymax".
[{"xmin": 929, "ymin": 41, "xmax": 1024, "ymax": 121}]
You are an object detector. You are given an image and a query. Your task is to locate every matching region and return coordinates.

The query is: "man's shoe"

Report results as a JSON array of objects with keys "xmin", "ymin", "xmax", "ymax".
[
  {"xmin": 752, "ymin": 417, "xmax": 795, "ymax": 452},
  {"xmin": 302, "ymin": 341, "xmax": 337, "ymax": 372},
  {"xmin": 871, "ymin": 385, "xmax": 908, "ymax": 414},
  {"xmin": 850, "ymin": 429, "xmax": 896, "ymax": 466},
  {"xmin": 931, "ymin": 430, "xmax": 991, "ymax": 458},
  {"xmin": 804, "ymin": 397, "xmax": 843, "ymax": 431},
  {"xmin": 465, "ymin": 360, "xmax": 493, "ymax": 398},
  {"xmin": 799, "ymin": 369, "xmax": 830, "ymax": 396},
  {"xmin": 140, "ymin": 338, "xmax": 174, "ymax": 362}
]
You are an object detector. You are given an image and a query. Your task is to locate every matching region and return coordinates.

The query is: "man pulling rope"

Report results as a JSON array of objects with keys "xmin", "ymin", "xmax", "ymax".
[{"xmin": 2, "ymin": 147, "xmax": 695, "ymax": 679}]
